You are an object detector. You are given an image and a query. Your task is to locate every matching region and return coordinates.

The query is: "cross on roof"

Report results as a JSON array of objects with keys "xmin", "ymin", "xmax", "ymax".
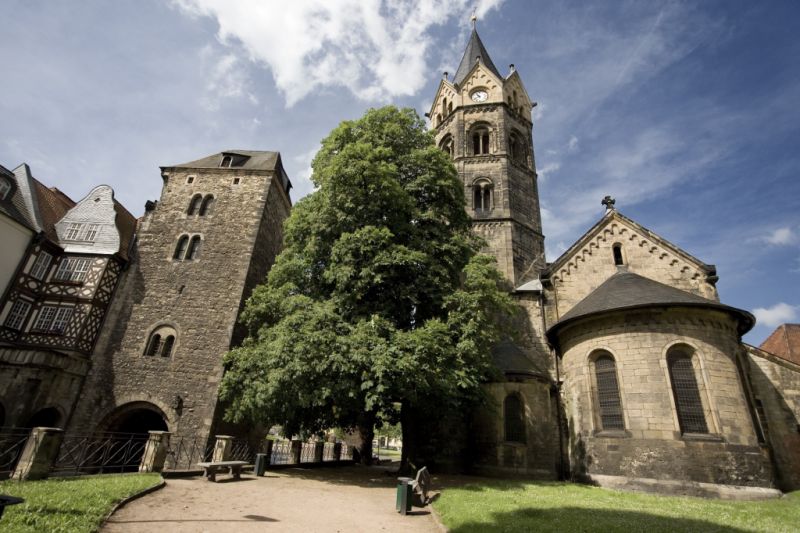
[{"xmin": 602, "ymin": 195, "xmax": 616, "ymax": 211}]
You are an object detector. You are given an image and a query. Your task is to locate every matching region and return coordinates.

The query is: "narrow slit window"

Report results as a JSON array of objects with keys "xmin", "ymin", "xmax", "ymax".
[
  {"xmin": 199, "ymin": 195, "xmax": 214, "ymax": 216},
  {"xmin": 161, "ymin": 335, "xmax": 175, "ymax": 357},
  {"xmin": 504, "ymin": 394, "xmax": 526, "ymax": 443},
  {"xmin": 174, "ymin": 235, "xmax": 189, "ymax": 260},
  {"xmin": 186, "ymin": 236, "xmax": 202, "ymax": 260},
  {"xmin": 613, "ymin": 244, "xmax": 624, "ymax": 266},
  {"xmin": 594, "ymin": 354, "xmax": 625, "ymax": 430},
  {"xmin": 668, "ymin": 349, "xmax": 709, "ymax": 434},
  {"xmin": 145, "ymin": 334, "xmax": 161, "ymax": 356},
  {"xmin": 188, "ymin": 194, "xmax": 203, "ymax": 215}
]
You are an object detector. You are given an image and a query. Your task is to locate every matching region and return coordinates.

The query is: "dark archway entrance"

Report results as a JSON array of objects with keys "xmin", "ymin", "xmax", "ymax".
[
  {"xmin": 26, "ymin": 407, "xmax": 62, "ymax": 428},
  {"xmin": 95, "ymin": 402, "xmax": 169, "ymax": 472}
]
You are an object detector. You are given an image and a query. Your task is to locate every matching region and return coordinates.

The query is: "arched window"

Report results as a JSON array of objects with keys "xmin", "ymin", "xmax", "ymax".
[
  {"xmin": 187, "ymin": 194, "xmax": 202, "ymax": 215},
  {"xmin": 447, "ymin": 102, "xmax": 453, "ymax": 115},
  {"xmin": 668, "ymin": 347, "xmax": 709, "ymax": 434},
  {"xmin": 199, "ymin": 195, "xmax": 215, "ymax": 216},
  {"xmin": 593, "ymin": 353, "xmax": 625, "ymax": 430},
  {"xmin": 144, "ymin": 326, "xmax": 178, "ymax": 358},
  {"xmin": 442, "ymin": 98, "xmax": 447, "ymax": 116},
  {"xmin": 220, "ymin": 155, "xmax": 232, "ymax": 168},
  {"xmin": 436, "ymin": 113, "xmax": 442, "ymax": 126},
  {"xmin": 145, "ymin": 334, "xmax": 162, "ymax": 356},
  {"xmin": 504, "ymin": 394, "xmax": 526, "ymax": 443},
  {"xmin": 472, "ymin": 126, "xmax": 490, "ymax": 155},
  {"xmin": 612, "ymin": 244, "xmax": 624, "ymax": 266},
  {"xmin": 161, "ymin": 335, "xmax": 175, "ymax": 357},
  {"xmin": 187, "ymin": 236, "xmax": 202, "ymax": 260},
  {"xmin": 0, "ymin": 178, "xmax": 11, "ymax": 200},
  {"xmin": 473, "ymin": 179, "xmax": 493, "ymax": 211},
  {"xmin": 439, "ymin": 135, "xmax": 453, "ymax": 157},
  {"xmin": 173, "ymin": 235, "xmax": 189, "ymax": 260}
]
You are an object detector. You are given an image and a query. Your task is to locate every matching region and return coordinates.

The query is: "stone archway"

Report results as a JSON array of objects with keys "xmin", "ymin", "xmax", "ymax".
[{"xmin": 99, "ymin": 401, "xmax": 169, "ymax": 435}]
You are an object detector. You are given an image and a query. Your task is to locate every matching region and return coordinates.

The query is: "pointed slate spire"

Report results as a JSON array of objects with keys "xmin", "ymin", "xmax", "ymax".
[{"xmin": 452, "ymin": 20, "xmax": 502, "ymax": 87}]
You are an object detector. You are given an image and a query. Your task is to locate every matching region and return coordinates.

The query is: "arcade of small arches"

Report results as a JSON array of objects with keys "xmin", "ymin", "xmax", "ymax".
[
  {"xmin": 173, "ymin": 234, "xmax": 202, "ymax": 261},
  {"xmin": 187, "ymin": 194, "xmax": 215, "ymax": 216},
  {"xmin": 437, "ymin": 126, "xmax": 529, "ymax": 165},
  {"xmin": 144, "ymin": 325, "xmax": 178, "ymax": 358}
]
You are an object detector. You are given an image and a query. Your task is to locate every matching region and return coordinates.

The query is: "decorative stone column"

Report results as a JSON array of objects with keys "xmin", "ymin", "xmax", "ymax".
[
  {"xmin": 139, "ymin": 431, "xmax": 170, "ymax": 473},
  {"xmin": 313, "ymin": 441, "xmax": 324, "ymax": 463},
  {"xmin": 333, "ymin": 442, "xmax": 343, "ymax": 461},
  {"xmin": 212, "ymin": 435, "xmax": 234, "ymax": 462},
  {"xmin": 12, "ymin": 427, "xmax": 64, "ymax": 481},
  {"xmin": 290, "ymin": 440, "xmax": 302, "ymax": 464}
]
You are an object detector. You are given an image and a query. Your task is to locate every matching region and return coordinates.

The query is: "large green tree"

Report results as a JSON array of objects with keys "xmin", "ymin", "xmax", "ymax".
[{"xmin": 220, "ymin": 106, "xmax": 514, "ymax": 467}]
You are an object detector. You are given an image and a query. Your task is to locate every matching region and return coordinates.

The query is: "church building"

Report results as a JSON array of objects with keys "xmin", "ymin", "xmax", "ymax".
[{"xmin": 429, "ymin": 20, "xmax": 800, "ymax": 495}]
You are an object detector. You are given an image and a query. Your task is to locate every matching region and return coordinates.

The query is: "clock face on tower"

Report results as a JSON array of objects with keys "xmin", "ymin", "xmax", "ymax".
[{"xmin": 470, "ymin": 90, "xmax": 488, "ymax": 102}]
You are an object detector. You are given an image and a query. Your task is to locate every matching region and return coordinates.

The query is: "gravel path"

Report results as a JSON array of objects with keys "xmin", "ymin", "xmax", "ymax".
[{"xmin": 102, "ymin": 465, "xmax": 441, "ymax": 533}]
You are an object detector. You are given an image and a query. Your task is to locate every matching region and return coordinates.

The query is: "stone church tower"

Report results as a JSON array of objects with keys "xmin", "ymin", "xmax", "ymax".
[
  {"xmin": 429, "ymin": 19, "xmax": 544, "ymax": 285},
  {"xmin": 68, "ymin": 151, "xmax": 291, "ymax": 445}
]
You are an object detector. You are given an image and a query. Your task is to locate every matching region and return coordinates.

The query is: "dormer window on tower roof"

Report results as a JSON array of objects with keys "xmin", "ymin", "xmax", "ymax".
[
  {"xmin": 0, "ymin": 177, "xmax": 11, "ymax": 200},
  {"xmin": 220, "ymin": 155, "xmax": 233, "ymax": 168}
]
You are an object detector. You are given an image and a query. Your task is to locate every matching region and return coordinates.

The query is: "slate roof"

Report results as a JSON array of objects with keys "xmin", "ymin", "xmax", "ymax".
[
  {"xmin": 759, "ymin": 323, "xmax": 800, "ymax": 366},
  {"xmin": 0, "ymin": 164, "xmax": 36, "ymax": 230},
  {"xmin": 547, "ymin": 271, "xmax": 755, "ymax": 340},
  {"xmin": 453, "ymin": 28, "xmax": 503, "ymax": 87},
  {"xmin": 492, "ymin": 339, "xmax": 538, "ymax": 376},
  {"xmin": 168, "ymin": 150, "xmax": 280, "ymax": 171}
]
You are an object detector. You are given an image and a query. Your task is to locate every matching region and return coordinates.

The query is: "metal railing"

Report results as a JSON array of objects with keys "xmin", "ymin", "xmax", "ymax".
[
  {"xmin": 0, "ymin": 427, "xmax": 29, "ymax": 479},
  {"xmin": 270, "ymin": 440, "xmax": 292, "ymax": 465},
  {"xmin": 51, "ymin": 432, "xmax": 149, "ymax": 476},
  {"xmin": 166, "ymin": 435, "xmax": 213, "ymax": 470},
  {"xmin": 323, "ymin": 442, "xmax": 336, "ymax": 461}
]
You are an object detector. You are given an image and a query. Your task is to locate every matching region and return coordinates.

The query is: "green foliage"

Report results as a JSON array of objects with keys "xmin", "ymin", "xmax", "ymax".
[
  {"xmin": 434, "ymin": 480, "xmax": 800, "ymax": 533},
  {"xmin": 221, "ymin": 105, "xmax": 514, "ymax": 441},
  {"xmin": 0, "ymin": 473, "xmax": 160, "ymax": 533}
]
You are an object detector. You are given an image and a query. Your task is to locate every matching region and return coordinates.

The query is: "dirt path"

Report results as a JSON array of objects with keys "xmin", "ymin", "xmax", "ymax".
[{"xmin": 102, "ymin": 466, "xmax": 441, "ymax": 533}]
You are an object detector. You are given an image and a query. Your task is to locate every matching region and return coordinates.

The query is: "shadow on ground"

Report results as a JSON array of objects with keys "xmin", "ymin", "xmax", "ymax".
[{"xmin": 448, "ymin": 506, "xmax": 749, "ymax": 533}]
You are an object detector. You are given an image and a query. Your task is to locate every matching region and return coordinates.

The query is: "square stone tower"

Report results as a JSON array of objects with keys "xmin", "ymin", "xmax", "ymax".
[
  {"xmin": 430, "ymin": 22, "xmax": 544, "ymax": 285},
  {"xmin": 68, "ymin": 151, "xmax": 291, "ymax": 443}
]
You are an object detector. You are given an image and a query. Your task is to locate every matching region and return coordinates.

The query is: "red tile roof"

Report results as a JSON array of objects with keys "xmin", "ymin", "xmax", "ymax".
[{"xmin": 759, "ymin": 324, "xmax": 800, "ymax": 365}]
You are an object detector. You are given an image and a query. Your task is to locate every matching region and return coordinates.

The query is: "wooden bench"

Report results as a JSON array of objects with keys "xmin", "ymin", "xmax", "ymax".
[
  {"xmin": 196, "ymin": 461, "xmax": 248, "ymax": 482},
  {"xmin": 410, "ymin": 466, "xmax": 431, "ymax": 507}
]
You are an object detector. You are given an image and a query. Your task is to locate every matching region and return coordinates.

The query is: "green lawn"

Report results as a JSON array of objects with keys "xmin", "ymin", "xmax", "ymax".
[
  {"xmin": 0, "ymin": 473, "xmax": 161, "ymax": 533},
  {"xmin": 433, "ymin": 479, "xmax": 800, "ymax": 533}
]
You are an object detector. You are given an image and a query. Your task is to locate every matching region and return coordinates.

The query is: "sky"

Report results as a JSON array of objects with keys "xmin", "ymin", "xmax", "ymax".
[{"xmin": 1, "ymin": 0, "xmax": 798, "ymax": 345}]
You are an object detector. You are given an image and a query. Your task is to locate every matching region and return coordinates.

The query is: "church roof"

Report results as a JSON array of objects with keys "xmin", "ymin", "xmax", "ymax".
[
  {"xmin": 547, "ymin": 271, "xmax": 755, "ymax": 340},
  {"xmin": 759, "ymin": 323, "xmax": 800, "ymax": 366},
  {"xmin": 166, "ymin": 150, "xmax": 281, "ymax": 171},
  {"xmin": 453, "ymin": 28, "xmax": 503, "ymax": 87},
  {"xmin": 491, "ymin": 339, "xmax": 542, "ymax": 377}
]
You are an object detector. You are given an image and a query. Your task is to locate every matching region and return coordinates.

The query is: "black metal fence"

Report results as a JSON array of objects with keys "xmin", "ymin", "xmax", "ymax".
[
  {"xmin": 0, "ymin": 428, "xmax": 355, "ymax": 479},
  {"xmin": 0, "ymin": 427, "xmax": 29, "ymax": 479},
  {"xmin": 52, "ymin": 432, "xmax": 149, "ymax": 476}
]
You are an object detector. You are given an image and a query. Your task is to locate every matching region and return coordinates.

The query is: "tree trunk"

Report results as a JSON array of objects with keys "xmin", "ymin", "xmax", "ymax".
[
  {"xmin": 354, "ymin": 411, "xmax": 375, "ymax": 465},
  {"xmin": 399, "ymin": 400, "xmax": 414, "ymax": 474}
]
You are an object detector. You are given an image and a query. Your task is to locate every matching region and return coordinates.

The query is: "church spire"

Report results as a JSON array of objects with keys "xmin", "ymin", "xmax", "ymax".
[{"xmin": 452, "ymin": 20, "xmax": 502, "ymax": 87}]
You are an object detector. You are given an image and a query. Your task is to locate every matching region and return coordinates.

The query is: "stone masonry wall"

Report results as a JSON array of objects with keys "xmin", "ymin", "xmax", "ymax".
[
  {"xmin": 550, "ymin": 217, "xmax": 719, "ymax": 320},
  {"xmin": 471, "ymin": 379, "xmax": 560, "ymax": 478},
  {"xmin": 69, "ymin": 165, "xmax": 289, "ymax": 443},
  {"xmin": 558, "ymin": 308, "xmax": 772, "ymax": 487},
  {"xmin": 746, "ymin": 349, "xmax": 800, "ymax": 490}
]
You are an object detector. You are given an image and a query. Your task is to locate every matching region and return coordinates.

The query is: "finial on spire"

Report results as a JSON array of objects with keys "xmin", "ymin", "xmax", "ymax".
[
  {"xmin": 471, "ymin": 11, "xmax": 477, "ymax": 28},
  {"xmin": 602, "ymin": 195, "xmax": 616, "ymax": 212}
]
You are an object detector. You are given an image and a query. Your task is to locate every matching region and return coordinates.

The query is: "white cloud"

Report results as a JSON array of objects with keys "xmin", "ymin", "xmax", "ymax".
[
  {"xmin": 173, "ymin": 0, "xmax": 504, "ymax": 107},
  {"xmin": 292, "ymin": 145, "xmax": 322, "ymax": 198},
  {"xmin": 753, "ymin": 302, "xmax": 798, "ymax": 328},
  {"xmin": 199, "ymin": 50, "xmax": 258, "ymax": 110},
  {"xmin": 537, "ymin": 162, "xmax": 560, "ymax": 182},
  {"xmin": 764, "ymin": 227, "xmax": 795, "ymax": 246},
  {"xmin": 567, "ymin": 135, "xmax": 579, "ymax": 152}
]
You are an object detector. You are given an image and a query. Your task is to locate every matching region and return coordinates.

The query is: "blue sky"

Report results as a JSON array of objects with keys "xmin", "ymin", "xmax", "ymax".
[{"xmin": 1, "ymin": 0, "xmax": 798, "ymax": 344}]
